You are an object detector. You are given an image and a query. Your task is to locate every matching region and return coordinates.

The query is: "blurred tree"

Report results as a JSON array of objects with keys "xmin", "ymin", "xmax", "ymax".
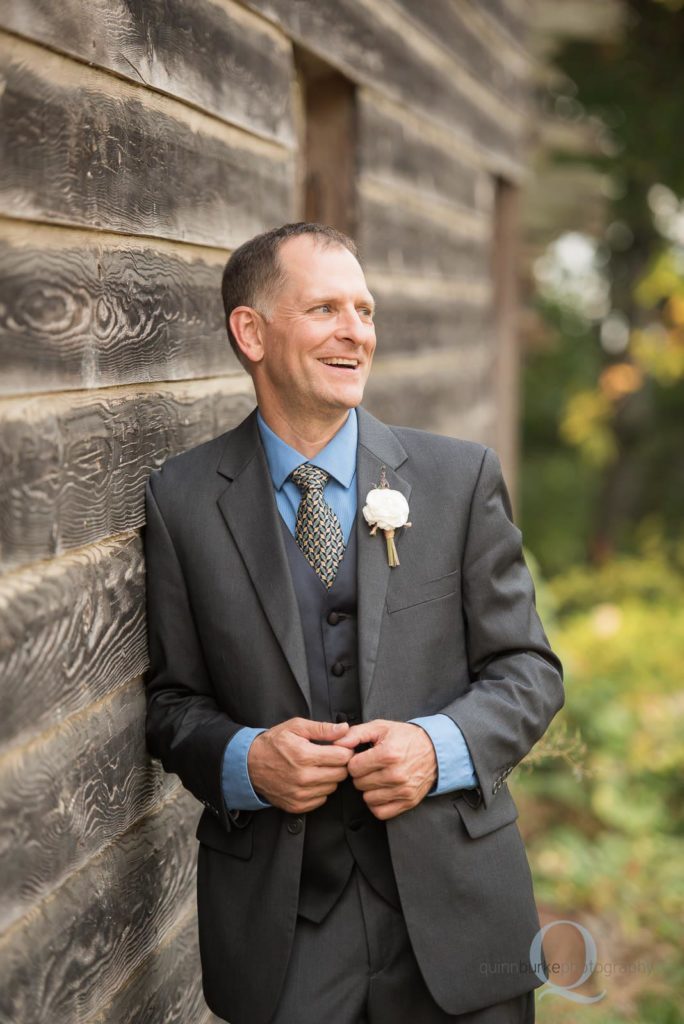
[
  {"xmin": 517, "ymin": 9, "xmax": 684, "ymax": 1017},
  {"xmin": 523, "ymin": 0, "xmax": 684, "ymax": 568}
]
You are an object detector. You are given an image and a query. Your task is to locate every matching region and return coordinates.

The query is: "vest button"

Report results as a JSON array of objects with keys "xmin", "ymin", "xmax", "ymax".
[
  {"xmin": 327, "ymin": 611, "xmax": 340, "ymax": 625},
  {"xmin": 331, "ymin": 661, "xmax": 345, "ymax": 677},
  {"xmin": 287, "ymin": 816, "xmax": 304, "ymax": 835}
]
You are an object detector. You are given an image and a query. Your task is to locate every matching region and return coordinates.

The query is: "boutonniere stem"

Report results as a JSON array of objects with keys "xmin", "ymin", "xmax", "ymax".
[{"xmin": 363, "ymin": 466, "xmax": 411, "ymax": 567}]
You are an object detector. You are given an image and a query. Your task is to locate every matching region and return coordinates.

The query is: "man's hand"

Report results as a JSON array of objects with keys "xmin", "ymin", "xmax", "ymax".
[
  {"xmin": 333, "ymin": 719, "xmax": 437, "ymax": 820},
  {"xmin": 248, "ymin": 718, "xmax": 353, "ymax": 814}
]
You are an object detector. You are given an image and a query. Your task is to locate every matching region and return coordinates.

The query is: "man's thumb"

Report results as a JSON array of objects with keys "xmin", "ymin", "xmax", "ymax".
[{"xmin": 306, "ymin": 719, "xmax": 349, "ymax": 739}]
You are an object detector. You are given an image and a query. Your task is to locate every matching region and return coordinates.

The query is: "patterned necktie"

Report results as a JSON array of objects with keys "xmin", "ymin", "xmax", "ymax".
[{"xmin": 290, "ymin": 464, "xmax": 345, "ymax": 589}]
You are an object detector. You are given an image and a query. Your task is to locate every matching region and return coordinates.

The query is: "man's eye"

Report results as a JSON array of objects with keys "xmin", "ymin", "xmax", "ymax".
[
  {"xmin": 314, "ymin": 304, "xmax": 332, "ymax": 313},
  {"xmin": 359, "ymin": 307, "xmax": 374, "ymax": 319}
]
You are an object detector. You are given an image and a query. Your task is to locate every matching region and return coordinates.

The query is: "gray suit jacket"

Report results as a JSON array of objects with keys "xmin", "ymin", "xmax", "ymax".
[{"xmin": 143, "ymin": 404, "xmax": 564, "ymax": 1024}]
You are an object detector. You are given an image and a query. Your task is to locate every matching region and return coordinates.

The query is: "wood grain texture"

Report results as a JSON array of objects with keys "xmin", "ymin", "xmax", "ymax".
[
  {"xmin": 0, "ymin": 789, "xmax": 198, "ymax": 1024},
  {"xmin": 0, "ymin": 534, "xmax": 146, "ymax": 752},
  {"xmin": 0, "ymin": 678, "xmax": 178, "ymax": 931},
  {"xmin": 480, "ymin": 0, "xmax": 528, "ymax": 47},
  {"xmin": 372, "ymin": 290, "xmax": 492, "ymax": 355},
  {"xmin": 243, "ymin": 0, "xmax": 524, "ymax": 164},
  {"xmin": 364, "ymin": 349, "xmax": 496, "ymax": 444},
  {"xmin": 0, "ymin": 32, "xmax": 294, "ymax": 246},
  {"xmin": 389, "ymin": 0, "xmax": 529, "ymax": 108},
  {"xmin": 300, "ymin": 67, "xmax": 357, "ymax": 234},
  {"xmin": 358, "ymin": 193, "xmax": 491, "ymax": 281},
  {"xmin": 0, "ymin": 0, "xmax": 294, "ymax": 145},
  {"xmin": 0, "ymin": 222, "xmax": 235, "ymax": 396},
  {"xmin": 88, "ymin": 899, "xmax": 206, "ymax": 1024},
  {"xmin": 357, "ymin": 92, "xmax": 480, "ymax": 212},
  {"xmin": 0, "ymin": 377, "xmax": 255, "ymax": 571}
]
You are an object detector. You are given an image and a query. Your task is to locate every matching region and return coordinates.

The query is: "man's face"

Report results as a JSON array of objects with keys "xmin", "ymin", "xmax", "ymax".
[{"xmin": 254, "ymin": 235, "xmax": 376, "ymax": 421}]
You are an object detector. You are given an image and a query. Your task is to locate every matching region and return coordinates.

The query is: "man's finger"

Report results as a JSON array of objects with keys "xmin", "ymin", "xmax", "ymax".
[
  {"xmin": 346, "ymin": 763, "xmax": 383, "ymax": 787},
  {"xmin": 332, "ymin": 721, "xmax": 383, "ymax": 748},
  {"xmin": 291, "ymin": 719, "xmax": 350, "ymax": 742},
  {"xmin": 345, "ymin": 748, "xmax": 382, "ymax": 779},
  {"xmin": 294, "ymin": 736, "xmax": 354, "ymax": 766},
  {"xmin": 368, "ymin": 800, "xmax": 408, "ymax": 821}
]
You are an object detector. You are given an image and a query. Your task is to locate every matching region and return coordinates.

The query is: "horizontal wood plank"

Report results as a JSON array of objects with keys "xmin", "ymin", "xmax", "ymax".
[
  {"xmin": 0, "ymin": 678, "xmax": 178, "ymax": 931},
  {"xmin": 480, "ymin": 0, "xmax": 528, "ymax": 46},
  {"xmin": 358, "ymin": 193, "xmax": 492, "ymax": 281},
  {"xmin": 389, "ymin": 0, "xmax": 529, "ymax": 107},
  {"xmin": 0, "ymin": 790, "xmax": 198, "ymax": 1024},
  {"xmin": 0, "ymin": 534, "xmax": 146, "ymax": 751},
  {"xmin": 88, "ymin": 899, "xmax": 206, "ymax": 1024},
  {"xmin": 0, "ymin": 0, "xmax": 294, "ymax": 145},
  {"xmin": 0, "ymin": 32, "xmax": 294, "ymax": 246},
  {"xmin": 372, "ymin": 291, "xmax": 492, "ymax": 355},
  {"xmin": 0, "ymin": 222, "xmax": 234, "ymax": 396},
  {"xmin": 364, "ymin": 349, "xmax": 496, "ymax": 444},
  {"xmin": 0, "ymin": 378, "xmax": 255, "ymax": 571},
  {"xmin": 244, "ymin": 0, "xmax": 524, "ymax": 165},
  {"xmin": 357, "ymin": 93, "xmax": 481, "ymax": 212}
]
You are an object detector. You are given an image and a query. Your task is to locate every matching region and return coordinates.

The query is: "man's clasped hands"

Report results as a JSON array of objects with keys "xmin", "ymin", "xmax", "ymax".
[{"xmin": 248, "ymin": 717, "xmax": 438, "ymax": 821}]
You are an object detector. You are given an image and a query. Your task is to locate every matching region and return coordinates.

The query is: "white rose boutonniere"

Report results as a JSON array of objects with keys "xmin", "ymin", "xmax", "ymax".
[{"xmin": 362, "ymin": 466, "xmax": 411, "ymax": 567}]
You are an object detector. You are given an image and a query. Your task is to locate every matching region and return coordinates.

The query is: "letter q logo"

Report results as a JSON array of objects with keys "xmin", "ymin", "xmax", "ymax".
[{"xmin": 529, "ymin": 920, "xmax": 606, "ymax": 1004}]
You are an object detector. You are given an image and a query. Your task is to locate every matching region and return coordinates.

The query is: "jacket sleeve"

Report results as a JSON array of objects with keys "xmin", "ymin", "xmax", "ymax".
[
  {"xmin": 438, "ymin": 446, "xmax": 564, "ymax": 807},
  {"xmin": 143, "ymin": 470, "xmax": 244, "ymax": 832}
]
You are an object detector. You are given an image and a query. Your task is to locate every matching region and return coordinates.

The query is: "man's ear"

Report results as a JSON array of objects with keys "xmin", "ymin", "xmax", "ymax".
[{"xmin": 229, "ymin": 306, "xmax": 265, "ymax": 365}]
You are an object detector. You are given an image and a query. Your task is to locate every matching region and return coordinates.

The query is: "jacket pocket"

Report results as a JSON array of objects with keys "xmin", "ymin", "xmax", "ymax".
[
  {"xmin": 196, "ymin": 808, "xmax": 254, "ymax": 859},
  {"xmin": 386, "ymin": 569, "xmax": 460, "ymax": 614},
  {"xmin": 453, "ymin": 785, "xmax": 519, "ymax": 839}
]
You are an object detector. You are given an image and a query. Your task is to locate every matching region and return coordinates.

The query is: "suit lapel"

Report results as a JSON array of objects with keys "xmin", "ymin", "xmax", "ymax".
[
  {"xmin": 216, "ymin": 411, "xmax": 311, "ymax": 712},
  {"xmin": 356, "ymin": 407, "xmax": 411, "ymax": 708}
]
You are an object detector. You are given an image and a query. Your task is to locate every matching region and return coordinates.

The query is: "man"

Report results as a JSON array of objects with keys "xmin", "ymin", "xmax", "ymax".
[{"xmin": 144, "ymin": 223, "xmax": 564, "ymax": 1024}]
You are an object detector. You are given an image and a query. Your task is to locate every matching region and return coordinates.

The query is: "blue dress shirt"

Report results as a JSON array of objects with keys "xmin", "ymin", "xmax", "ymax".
[{"xmin": 222, "ymin": 408, "xmax": 478, "ymax": 812}]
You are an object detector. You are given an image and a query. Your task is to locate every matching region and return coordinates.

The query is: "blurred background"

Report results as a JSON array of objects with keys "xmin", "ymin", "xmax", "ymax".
[
  {"xmin": 515, "ymin": 2, "xmax": 684, "ymax": 1021},
  {"xmin": 0, "ymin": 0, "xmax": 681, "ymax": 1021}
]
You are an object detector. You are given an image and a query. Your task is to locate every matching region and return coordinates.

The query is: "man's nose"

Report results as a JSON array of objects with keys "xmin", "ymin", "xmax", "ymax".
[{"xmin": 336, "ymin": 308, "xmax": 373, "ymax": 343}]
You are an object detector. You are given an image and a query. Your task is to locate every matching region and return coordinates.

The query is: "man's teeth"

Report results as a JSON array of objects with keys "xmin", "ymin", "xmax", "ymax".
[{"xmin": 320, "ymin": 358, "xmax": 358, "ymax": 367}]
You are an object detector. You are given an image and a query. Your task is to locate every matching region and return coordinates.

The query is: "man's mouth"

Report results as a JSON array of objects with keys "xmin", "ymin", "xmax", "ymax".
[{"xmin": 318, "ymin": 357, "xmax": 359, "ymax": 371}]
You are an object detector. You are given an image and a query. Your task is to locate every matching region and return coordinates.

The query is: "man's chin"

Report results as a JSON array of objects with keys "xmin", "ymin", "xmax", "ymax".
[
  {"xmin": 331, "ymin": 394, "xmax": 364, "ymax": 414},
  {"xmin": 330, "ymin": 383, "xmax": 367, "ymax": 410}
]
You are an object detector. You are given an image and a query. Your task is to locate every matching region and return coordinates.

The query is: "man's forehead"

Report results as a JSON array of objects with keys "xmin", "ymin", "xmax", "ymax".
[
  {"xmin": 276, "ymin": 232, "xmax": 366, "ymax": 280},
  {"xmin": 272, "ymin": 239, "xmax": 370, "ymax": 311}
]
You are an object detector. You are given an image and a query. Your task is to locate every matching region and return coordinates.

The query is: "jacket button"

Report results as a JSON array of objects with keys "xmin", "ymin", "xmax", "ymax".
[
  {"xmin": 331, "ymin": 661, "xmax": 345, "ymax": 677},
  {"xmin": 347, "ymin": 818, "xmax": 364, "ymax": 832},
  {"xmin": 327, "ymin": 611, "xmax": 340, "ymax": 625},
  {"xmin": 335, "ymin": 711, "xmax": 349, "ymax": 723},
  {"xmin": 287, "ymin": 816, "xmax": 304, "ymax": 835}
]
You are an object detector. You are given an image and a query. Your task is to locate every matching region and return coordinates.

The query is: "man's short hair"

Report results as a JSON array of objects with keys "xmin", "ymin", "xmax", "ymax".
[{"xmin": 221, "ymin": 222, "xmax": 359, "ymax": 366}]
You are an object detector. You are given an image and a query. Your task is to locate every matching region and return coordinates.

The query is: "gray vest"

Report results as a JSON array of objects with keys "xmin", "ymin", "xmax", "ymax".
[{"xmin": 280, "ymin": 518, "xmax": 400, "ymax": 923}]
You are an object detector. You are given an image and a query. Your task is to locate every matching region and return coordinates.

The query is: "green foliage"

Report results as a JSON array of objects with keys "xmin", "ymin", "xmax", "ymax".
[
  {"xmin": 519, "ymin": 5, "xmax": 684, "ymax": 1016},
  {"xmin": 523, "ymin": 0, "xmax": 684, "ymax": 573},
  {"xmin": 553, "ymin": 0, "xmax": 684, "ymax": 232},
  {"xmin": 515, "ymin": 552, "xmax": 684, "ymax": 1020},
  {"xmin": 520, "ymin": 299, "xmax": 604, "ymax": 574}
]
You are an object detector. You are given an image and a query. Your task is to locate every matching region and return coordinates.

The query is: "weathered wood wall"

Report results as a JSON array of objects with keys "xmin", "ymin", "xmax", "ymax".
[{"xmin": 0, "ymin": 1, "xmax": 532, "ymax": 1020}]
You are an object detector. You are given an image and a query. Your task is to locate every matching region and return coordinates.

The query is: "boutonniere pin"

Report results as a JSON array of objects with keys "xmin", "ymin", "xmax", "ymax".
[{"xmin": 362, "ymin": 466, "xmax": 411, "ymax": 567}]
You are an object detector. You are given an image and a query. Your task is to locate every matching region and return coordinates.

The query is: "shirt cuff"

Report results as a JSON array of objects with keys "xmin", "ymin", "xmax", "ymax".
[
  {"xmin": 408, "ymin": 714, "xmax": 478, "ymax": 795},
  {"xmin": 221, "ymin": 727, "xmax": 272, "ymax": 812}
]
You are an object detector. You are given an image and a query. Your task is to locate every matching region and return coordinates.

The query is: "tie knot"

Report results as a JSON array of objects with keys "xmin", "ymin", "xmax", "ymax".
[{"xmin": 291, "ymin": 463, "xmax": 329, "ymax": 494}]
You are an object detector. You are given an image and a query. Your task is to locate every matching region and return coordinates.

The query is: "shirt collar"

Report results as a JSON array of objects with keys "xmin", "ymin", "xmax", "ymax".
[{"xmin": 256, "ymin": 408, "xmax": 358, "ymax": 490}]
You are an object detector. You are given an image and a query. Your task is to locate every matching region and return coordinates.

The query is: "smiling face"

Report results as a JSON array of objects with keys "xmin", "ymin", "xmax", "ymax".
[{"xmin": 246, "ymin": 234, "xmax": 377, "ymax": 436}]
